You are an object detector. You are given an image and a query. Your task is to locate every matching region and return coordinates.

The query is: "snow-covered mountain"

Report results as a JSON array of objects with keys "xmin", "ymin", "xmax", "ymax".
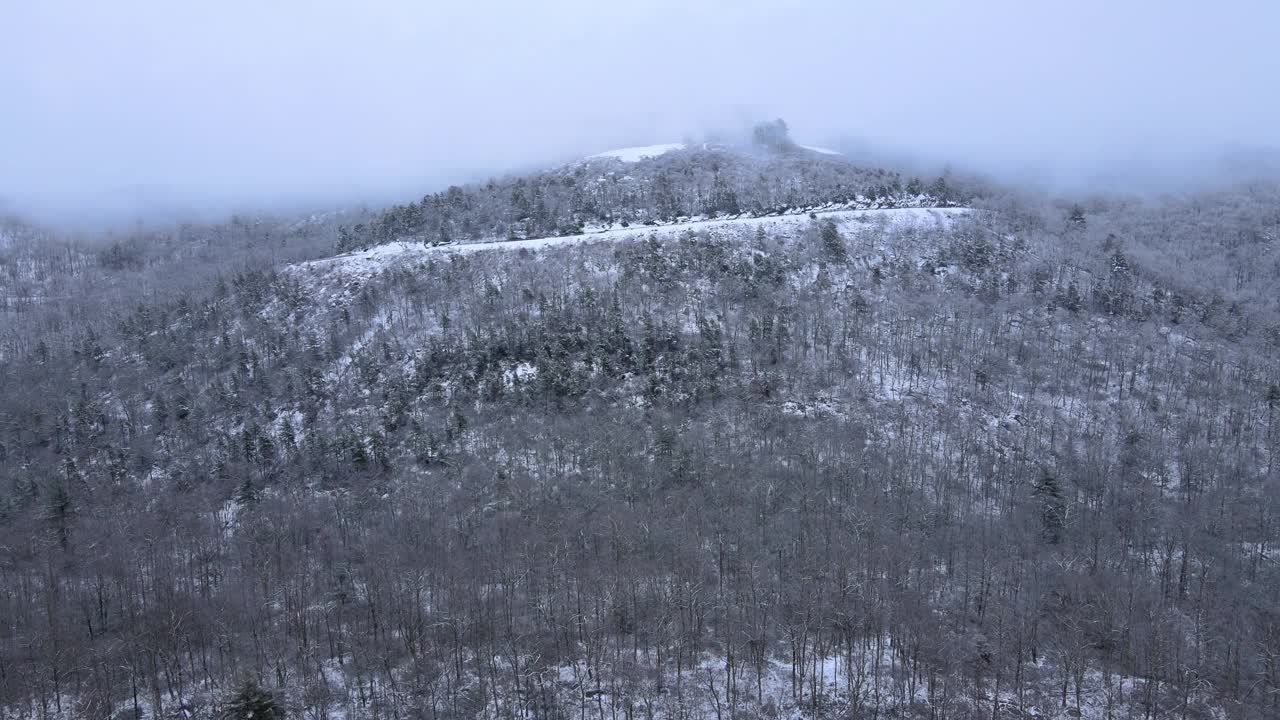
[{"xmin": 4, "ymin": 121, "xmax": 1280, "ymax": 720}]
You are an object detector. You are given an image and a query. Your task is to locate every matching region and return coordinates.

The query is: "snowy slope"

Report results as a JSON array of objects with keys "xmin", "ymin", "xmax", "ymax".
[
  {"xmin": 291, "ymin": 206, "xmax": 968, "ymax": 284},
  {"xmin": 588, "ymin": 142, "xmax": 841, "ymax": 162},
  {"xmin": 801, "ymin": 144, "xmax": 842, "ymax": 155},
  {"xmin": 587, "ymin": 143, "xmax": 686, "ymax": 162}
]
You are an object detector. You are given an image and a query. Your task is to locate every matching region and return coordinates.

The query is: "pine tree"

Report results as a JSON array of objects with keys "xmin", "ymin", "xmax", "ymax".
[
  {"xmin": 928, "ymin": 175, "xmax": 952, "ymax": 202},
  {"xmin": 221, "ymin": 677, "xmax": 283, "ymax": 720},
  {"xmin": 447, "ymin": 406, "xmax": 469, "ymax": 442},
  {"xmin": 1062, "ymin": 281, "xmax": 1082, "ymax": 313},
  {"xmin": 235, "ymin": 477, "xmax": 259, "ymax": 507},
  {"xmin": 336, "ymin": 225, "xmax": 355, "ymax": 253},
  {"xmin": 654, "ymin": 172, "xmax": 681, "ymax": 220},
  {"xmin": 710, "ymin": 174, "xmax": 740, "ymax": 216},
  {"xmin": 280, "ymin": 417, "xmax": 297, "ymax": 452},
  {"xmin": 603, "ymin": 294, "xmax": 633, "ymax": 370},
  {"xmin": 1033, "ymin": 474, "xmax": 1066, "ymax": 544},
  {"xmin": 47, "ymin": 482, "xmax": 73, "ymax": 550},
  {"xmin": 820, "ymin": 221, "xmax": 847, "ymax": 263}
]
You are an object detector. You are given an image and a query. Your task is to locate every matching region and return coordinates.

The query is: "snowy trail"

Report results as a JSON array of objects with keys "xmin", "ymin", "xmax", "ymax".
[{"xmin": 292, "ymin": 206, "xmax": 968, "ymax": 279}]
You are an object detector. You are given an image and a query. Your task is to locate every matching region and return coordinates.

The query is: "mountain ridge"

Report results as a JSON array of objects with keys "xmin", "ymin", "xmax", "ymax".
[{"xmin": 337, "ymin": 136, "xmax": 963, "ymax": 255}]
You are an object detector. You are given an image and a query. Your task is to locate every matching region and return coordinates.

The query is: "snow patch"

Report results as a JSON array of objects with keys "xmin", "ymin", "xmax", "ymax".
[
  {"xmin": 290, "ymin": 207, "xmax": 970, "ymax": 282},
  {"xmin": 588, "ymin": 143, "xmax": 686, "ymax": 162},
  {"xmin": 801, "ymin": 144, "xmax": 842, "ymax": 156}
]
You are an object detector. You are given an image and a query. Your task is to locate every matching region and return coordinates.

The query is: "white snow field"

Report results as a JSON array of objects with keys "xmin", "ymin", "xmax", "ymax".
[
  {"xmin": 800, "ymin": 144, "xmax": 842, "ymax": 155},
  {"xmin": 587, "ymin": 142, "xmax": 842, "ymax": 162},
  {"xmin": 587, "ymin": 143, "xmax": 687, "ymax": 162},
  {"xmin": 291, "ymin": 206, "xmax": 969, "ymax": 284}
]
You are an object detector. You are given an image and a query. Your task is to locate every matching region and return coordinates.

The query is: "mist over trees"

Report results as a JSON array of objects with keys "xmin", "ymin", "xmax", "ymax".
[
  {"xmin": 0, "ymin": 143, "xmax": 1279, "ymax": 720},
  {"xmin": 337, "ymin": 140, "xmax": 960, "ymax": 253}
]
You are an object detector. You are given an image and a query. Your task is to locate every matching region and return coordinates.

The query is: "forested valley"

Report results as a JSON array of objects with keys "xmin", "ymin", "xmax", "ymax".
[{"xmin": 2, "ymin": 140, "xmax": 1279, "ymax": 720}]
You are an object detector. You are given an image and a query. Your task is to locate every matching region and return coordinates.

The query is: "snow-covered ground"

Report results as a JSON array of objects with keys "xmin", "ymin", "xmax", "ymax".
[
  {"xmin": 587, "ymin": 142, "xmax": 842, "ymax": 162},
  {"xmin": 588, "ymin": 143, "xmax": 686, "ymax": 162},
  {"xmin": 800, "ymin": 144, "xmax": 842, "ymax": 155},
  {"xmin": 291, "ymin": 206, "xmax": 969, "ymax": 283}
]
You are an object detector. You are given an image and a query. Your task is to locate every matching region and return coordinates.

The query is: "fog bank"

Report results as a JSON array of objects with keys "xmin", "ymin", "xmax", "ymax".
[{"xmin": 3, "ymin": 0, "xmax": 1278, "ymax": 223}]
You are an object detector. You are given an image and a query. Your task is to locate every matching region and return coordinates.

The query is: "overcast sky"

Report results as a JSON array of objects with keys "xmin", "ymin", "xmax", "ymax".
[{"xmin": 3, "ymin": 0, "xmax": 1279, "ymax": 222}]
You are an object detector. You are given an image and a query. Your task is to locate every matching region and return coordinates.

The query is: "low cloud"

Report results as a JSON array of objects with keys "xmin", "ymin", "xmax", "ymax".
[{"xmin": 3, "ymin": 0, "xmax": 1278, "ymax": 223}]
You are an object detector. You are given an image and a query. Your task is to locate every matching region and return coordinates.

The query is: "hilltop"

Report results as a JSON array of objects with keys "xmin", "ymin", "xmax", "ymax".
[{"xmin": 338, "ymin": 122, "xmax": 963, "ymax": 253}]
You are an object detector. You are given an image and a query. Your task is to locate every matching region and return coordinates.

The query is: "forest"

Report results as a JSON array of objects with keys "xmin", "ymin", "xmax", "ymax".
[
  {"xmin": 337, "ymin": 139, "xmax": 958, "ymax": 252},
  {"xmin": 1, "ymin": 142, "xmax": 1279, "ymax": 720}
]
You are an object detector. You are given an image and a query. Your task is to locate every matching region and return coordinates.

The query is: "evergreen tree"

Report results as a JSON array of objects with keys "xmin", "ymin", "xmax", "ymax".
[
  {"xmin": 819, "ymin": 220, "xmax": 847, "ymax": 262},
  {"xmin": 653, "ymin": 172, "xmax": 681, "ymax": 220},
  {"xmin": 1062, "ymin": 280, "xmax": 1083, "ymax": 313},
  {"xmin": 235, "ymin": 477, "xmax": 259, "ymax": 507},
  {"xmin": 336, "ymin": 226, "xmax": 357, "ymax": 253},
  {"xmin": 709, "ymin": 174, "xmax": 740, "ymax": 215},
  {"xmin": 1033, "ymin": 474, "xmax": 1066, "ymax": 544},
  {"xmin": 221, "ymin": 677, "xmax": 283, "ymax": 720},
  {"xmin": 928, "ymin": 175, "xmax": 952, "ymax": 202},
  {"xmin": 1267, "ymin": 384, "xmax": 1280, "ymax": 445},
  {"xmin": 47, "ymin": 482, "xmax": 72, "ymax": 550}
]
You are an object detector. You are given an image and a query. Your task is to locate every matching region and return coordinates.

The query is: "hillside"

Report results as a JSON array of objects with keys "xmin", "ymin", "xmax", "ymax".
[
  {"xmin": 1, "ymin": 140, "xmax": 1279, "ymax": 720},
  {"xmin": 338, "ymin": 134, "xmax": 960, "ymax": 253}
]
